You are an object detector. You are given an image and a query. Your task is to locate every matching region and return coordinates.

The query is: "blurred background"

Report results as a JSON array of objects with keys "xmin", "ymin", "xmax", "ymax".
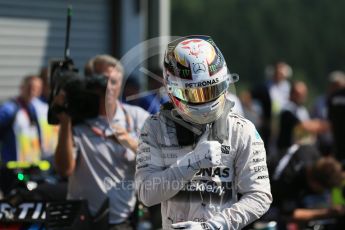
[
  {"xmin": 0, "ymin": 0, "xmax": 345, "ymax": 101},
  {"xmin": 171, "ymin": 0, "xmax": 345, "ymax": 102}
]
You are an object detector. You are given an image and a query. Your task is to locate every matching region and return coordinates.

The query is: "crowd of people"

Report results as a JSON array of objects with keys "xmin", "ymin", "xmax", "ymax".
[
  {"xmin": 0, "ymin": 35, "xmax": 344, "ymax": 230},
  {"xmin": 248, "ymin": 62, "xmax": 345, "ymax": 229}
]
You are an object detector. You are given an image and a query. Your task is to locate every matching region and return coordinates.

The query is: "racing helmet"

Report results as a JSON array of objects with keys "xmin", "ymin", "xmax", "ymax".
[{"xmin": 163, "ymin": 35, "xmax": 237, "ymax": 124}]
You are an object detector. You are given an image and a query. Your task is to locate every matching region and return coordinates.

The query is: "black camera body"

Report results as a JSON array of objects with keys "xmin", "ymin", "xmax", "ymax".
[{"xmin": 47, "ymin": 59, "xmax": 101, "ymax": 125}]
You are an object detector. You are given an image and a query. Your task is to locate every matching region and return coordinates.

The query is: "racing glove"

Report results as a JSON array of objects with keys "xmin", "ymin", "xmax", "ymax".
[
  {"xmin": 172, "ymin": 221, "xmax": 211, "ymax": 229},
  {"xmin": 176, "ymin": 129, "xmax": 222, "ymax": 171},
  {"xmin": 171, "ymin": 215, "xmax": 227, "ymax": 230}
]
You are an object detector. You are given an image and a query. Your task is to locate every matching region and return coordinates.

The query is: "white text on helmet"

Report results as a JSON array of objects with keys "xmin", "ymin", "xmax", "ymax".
[{"xmin": 184, "ymin": 78, "xmax": 219, "ymax": 88}]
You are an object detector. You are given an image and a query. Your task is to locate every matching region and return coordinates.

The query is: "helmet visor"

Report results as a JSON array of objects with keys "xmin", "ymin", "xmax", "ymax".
[{"xmin": 171, "ymin": 80, "xmax": 229, "ymax": 104}]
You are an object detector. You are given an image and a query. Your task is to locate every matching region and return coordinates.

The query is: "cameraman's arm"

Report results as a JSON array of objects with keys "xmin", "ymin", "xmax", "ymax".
[
  {"xmin": 54, "ymin": 113, "xmax": 76, "ymax": 177},
  {"xmin": 112, "ymin": 124, "xmax": 138, "ymax": 153}
]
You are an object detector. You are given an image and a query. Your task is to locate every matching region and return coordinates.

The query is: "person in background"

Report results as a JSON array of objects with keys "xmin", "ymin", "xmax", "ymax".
[
  {"xmin": 31, "ymin": 67, "xmax": 60, "ymax": 160},
  {"xmin": 145, "ymin": 68, "xmax": 170, "ymax": 113},
  {"xmin": 277, "ymin": 81, "xmax": 328, "ymax": 152},
  {"xmin": 251, "ymin": 61, "xmax": 292, "ymax": 154},
  {"xmin": 0, "ymin": 75, "xmax": 42, "ymax": 163},
  {"xmin": 271, "ymin": 145, "xmax": 345, "ymax": 229},
  {"xmin": 38, "ymin": 67, "xmax": 50, "ymax": 103},
  {"xmin": 54, "ymin": 54, "xmax": 149, "ymax": 229},
  {"xmin": 312, "ymin": 71, "xmax": 345, "ymax": 120},
  {"xmin": 0, "ymin": 75, "xmax": 42, "ymax": 197},
  {"xmin": 312, "ymin": 71, "xmax": 345, "ymax": 155},
  {"xmin": 268, "ymin": 62, "xmax": 292, "ymax": 115},
  {"xmin": 123, "ymin": 69, "xmax": 170, "ymax": 114},
  {"xmin": 240, "ymin": 90, "xmax": 263, "ymax": 128},
  {"xmin": 122, "ymin": 76, "xmax": 161, "ymax": 114}
]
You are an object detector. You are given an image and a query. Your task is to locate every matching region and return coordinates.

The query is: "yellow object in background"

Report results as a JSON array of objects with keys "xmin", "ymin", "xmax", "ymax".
[
  {"xmin": 6, "ymin": 160, "xmax": 50, "ymax": 171},
  {"xmin": 332, "ymin": 181, "xmax": 345, "ymax": 205}
]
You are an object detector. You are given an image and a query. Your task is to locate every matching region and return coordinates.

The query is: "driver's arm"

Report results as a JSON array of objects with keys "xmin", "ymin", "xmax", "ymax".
[{"xmin": 135, "ymin": 116, "xmax": 198, "ymax": 206}]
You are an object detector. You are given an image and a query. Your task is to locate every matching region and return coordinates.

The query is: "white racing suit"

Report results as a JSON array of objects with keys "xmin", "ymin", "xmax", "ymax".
[{"xmin": 135, "ymin": 110, "xmax": 272, "ymax": 229}]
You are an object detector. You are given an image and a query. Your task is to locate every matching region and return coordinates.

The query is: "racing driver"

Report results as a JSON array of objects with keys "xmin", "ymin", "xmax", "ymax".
[{"xmin": 135, "ymin": 35, "xmax": 272, "ymax": 229}]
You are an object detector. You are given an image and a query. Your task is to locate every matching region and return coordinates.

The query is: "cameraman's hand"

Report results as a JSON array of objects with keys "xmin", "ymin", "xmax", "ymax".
[
  {"xmin": 52, "ymin": 90, "xmax": 66, "ymax": 106},
  {"xmin": 52, "ymin": 90, "xmax": 70, "ymax": 124},
  {"xmin": 112, "ymin": 124, "xmax": 138, "ymax": 153},
  {"xmin": 57, "ymin": 112, "xmax": 71, "ymax": 125}
]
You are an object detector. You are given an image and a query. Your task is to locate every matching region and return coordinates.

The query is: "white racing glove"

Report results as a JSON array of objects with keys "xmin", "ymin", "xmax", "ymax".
[
  {"xmin": 176, "ymin": 129, "xmax": 222, "ymax": 171},
  {"xmin": 171, "ymin": 215, "xmax": 227, "ymax": 230},
  {"xmin": 171, "ymin": 221, "xmax": 211, "ymax": 229}
]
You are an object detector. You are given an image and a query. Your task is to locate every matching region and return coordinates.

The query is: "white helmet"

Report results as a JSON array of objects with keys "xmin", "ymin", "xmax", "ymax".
[{"xmin": 163, "ymin": 35, "xmax": 237, "ymax": 124}]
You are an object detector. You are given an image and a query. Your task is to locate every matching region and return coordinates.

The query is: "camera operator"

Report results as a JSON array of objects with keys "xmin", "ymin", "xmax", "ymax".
[{"xmin": 54, "ymin": 54, "xmax": 149, "ymax": 229}]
